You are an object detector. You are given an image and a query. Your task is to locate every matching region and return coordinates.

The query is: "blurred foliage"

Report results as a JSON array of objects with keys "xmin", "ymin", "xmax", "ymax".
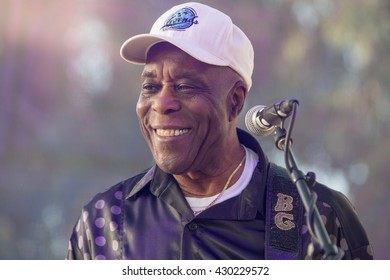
[{"xmin": 0, "ymin": 0, "xmax": 389, "ymax": 259}]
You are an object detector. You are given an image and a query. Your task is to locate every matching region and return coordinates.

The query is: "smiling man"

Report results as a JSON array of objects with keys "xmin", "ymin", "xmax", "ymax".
[
  {"xmin": 138, "ymin": 42, "xmax": 247, "ymax": 199},
  {"xmin": 66, "ymin": 2, "xmax": 373, "ymax": 260}
]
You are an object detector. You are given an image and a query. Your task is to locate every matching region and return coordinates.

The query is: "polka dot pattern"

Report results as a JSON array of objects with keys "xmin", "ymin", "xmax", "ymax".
[
  {"xmin": 340, "ymin": 238, "xmax": 349, "ymax": 251},
  {"xmin": 329, "ymin": 234, "xmax": 337, "ymax": 244},
  {"xmin": 335, "ymin": 217, "xmax": 341, "ymax": 227},
  {"xmin": 112, "ymin": 240, "xmax": 119, "ymax": 251},
  {"xmin": 66, "ymin": 184, "xmax": 126, "ymax": 260},
  {"xmin": 83, "ymin": 253, "xmax": 91, "ymax": 260},
  {"xmin": 65, "ymin": 166, "xmax": 373, "ymax": 260},
  {"xmin": 95, "ymin": 217, "xmax": 105, "ymax": 228},
  {"xmin": 300, "ymin": 197, "xmax": 373, "ymax": 260},
  {"xmin": 95, "ymin": 255, "xmax": 106, "ymax": 260},
  {"xmin": 111, "ymin": 205, "xmax": 121, "ymax": 215},
  {"xmin": 114, "ymin": 191, "xmax": 123, "ymax": 200},
  {"xmin": 95, "ymin": 199, "xmax": 105, "ymax": 209},
  {"xmin": 95, "ymin": 236, "xmax": 106, "ymax": 247},
  {"xmin": 110, "ymin": 221, "xmax": 118, "ymax": 231}
]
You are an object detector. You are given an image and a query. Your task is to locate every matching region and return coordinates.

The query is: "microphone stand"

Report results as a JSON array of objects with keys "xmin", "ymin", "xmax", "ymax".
[{"xmin": 273, "ymin": 103, "xmax": 344, "ymax": 260}]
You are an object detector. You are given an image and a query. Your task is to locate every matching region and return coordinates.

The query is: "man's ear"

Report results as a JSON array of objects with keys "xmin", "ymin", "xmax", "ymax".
[{"xmin": 229, "ymin": 80, "xmax": 247, "ymax": 121}]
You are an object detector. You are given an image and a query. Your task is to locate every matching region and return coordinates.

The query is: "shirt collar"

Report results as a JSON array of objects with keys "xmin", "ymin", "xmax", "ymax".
[{"xmin": 125, "ymin": 166, "xmax": 155, "ymax": 200}]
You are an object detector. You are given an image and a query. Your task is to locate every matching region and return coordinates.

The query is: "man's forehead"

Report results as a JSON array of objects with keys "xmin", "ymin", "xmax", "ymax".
[
  {"xmin": 141, "ymin": 67, "xmax": 206, "ymax": 81},
  {"xmin": 143, "ymin": 43, "xmax": 241, "ymax": 82},
  {"xmin": 143, "ymin": 48, "xmax": 218, "ymax": 75}
]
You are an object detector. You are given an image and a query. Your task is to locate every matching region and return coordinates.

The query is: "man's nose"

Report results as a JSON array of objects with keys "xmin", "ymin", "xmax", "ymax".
[{"xmin": 152, "ymin": 86, "xmax": 181, "ymax": 114}]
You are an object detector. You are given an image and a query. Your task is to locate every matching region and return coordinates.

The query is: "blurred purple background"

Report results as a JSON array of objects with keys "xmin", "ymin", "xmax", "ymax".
[{"xmin": 1, "ymin": 0, "xmax": 389, "ymax": 259}]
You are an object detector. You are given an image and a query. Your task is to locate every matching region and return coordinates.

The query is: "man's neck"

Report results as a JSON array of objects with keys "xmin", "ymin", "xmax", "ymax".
[{"xmin": 174, "ymin": 145, "xmax": 246, "ymax": 198}]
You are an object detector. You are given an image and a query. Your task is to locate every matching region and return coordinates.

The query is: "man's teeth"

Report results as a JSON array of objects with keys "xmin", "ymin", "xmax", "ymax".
[{"xmin": 156, "ymin": 128, "xmax": 190, "ymax": 137}]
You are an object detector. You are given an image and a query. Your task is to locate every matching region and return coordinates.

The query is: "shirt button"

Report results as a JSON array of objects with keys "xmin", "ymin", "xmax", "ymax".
[{"xmin": 188, "ymin": 223, "xmax": 198, "ymax": 231}]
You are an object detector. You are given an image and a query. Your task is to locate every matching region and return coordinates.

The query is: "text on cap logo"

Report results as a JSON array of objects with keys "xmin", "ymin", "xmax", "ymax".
[{"xmin": 161, "ymin": 7, "xmax": 198, "ymax": 31}]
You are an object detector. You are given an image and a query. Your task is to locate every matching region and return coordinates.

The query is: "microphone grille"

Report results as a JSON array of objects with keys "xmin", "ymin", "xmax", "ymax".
[{"xmin": 244, "ymin": 105, "xmax": 275, "ymax": 137}]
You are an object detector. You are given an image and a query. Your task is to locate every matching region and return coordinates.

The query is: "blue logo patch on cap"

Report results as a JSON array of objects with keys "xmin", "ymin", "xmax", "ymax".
[{"xmin": 161, "ymin": 7, "xmax": 198, "ymax": 31}]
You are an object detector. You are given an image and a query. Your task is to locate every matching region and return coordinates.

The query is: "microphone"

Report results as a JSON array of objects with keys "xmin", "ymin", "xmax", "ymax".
[{"xmin": 245, "ymin": 99, "xmax": 298, "ymax": 136}]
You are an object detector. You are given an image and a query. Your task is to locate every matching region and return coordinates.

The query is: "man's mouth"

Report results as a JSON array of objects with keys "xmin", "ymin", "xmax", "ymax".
[{"xmin": 155, "ymin": 128, "xmax": 190, "ymax": 137}]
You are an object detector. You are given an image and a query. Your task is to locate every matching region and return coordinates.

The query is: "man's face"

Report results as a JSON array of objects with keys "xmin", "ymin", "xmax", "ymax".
[{"xmin": 136, "ymin": 43, "xmax": 243, "ymax": 175}]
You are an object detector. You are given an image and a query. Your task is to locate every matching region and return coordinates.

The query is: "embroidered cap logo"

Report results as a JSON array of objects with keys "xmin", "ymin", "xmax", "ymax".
[{"xmin": 161, "ymin": 7, "xmax": 198, "ymax": 31}]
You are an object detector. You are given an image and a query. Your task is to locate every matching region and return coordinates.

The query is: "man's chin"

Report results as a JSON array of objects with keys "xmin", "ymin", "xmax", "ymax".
[{"xmin": 155, "ymin": 158, "xmax": 190, "ymax": 175}]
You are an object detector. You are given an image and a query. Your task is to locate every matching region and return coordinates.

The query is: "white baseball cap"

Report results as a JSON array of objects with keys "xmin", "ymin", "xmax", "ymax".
[{"xmin": 120, "ymin": 2, "xmax": 254, "ymax": 91}]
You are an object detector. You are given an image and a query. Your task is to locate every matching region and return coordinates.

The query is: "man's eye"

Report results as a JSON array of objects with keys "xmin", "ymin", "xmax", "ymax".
[
  {"xmin": 176, "ymin": 84, "xmax": 195, "ymax": 92},
  {"xmin": 142, "ymin": 84, "xmax": 160, "ymax": 92}
]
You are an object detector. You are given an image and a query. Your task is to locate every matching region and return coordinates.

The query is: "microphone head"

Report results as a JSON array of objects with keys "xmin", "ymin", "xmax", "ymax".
[{"xmin": 245, "ymin": 105, "xmax": 275, "ymax": 137}]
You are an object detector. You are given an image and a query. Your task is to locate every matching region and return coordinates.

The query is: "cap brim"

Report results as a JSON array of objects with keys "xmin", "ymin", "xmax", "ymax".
[{"xmin": 120, "ymin": 33, "xmax": 229, "ymax": 67}]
